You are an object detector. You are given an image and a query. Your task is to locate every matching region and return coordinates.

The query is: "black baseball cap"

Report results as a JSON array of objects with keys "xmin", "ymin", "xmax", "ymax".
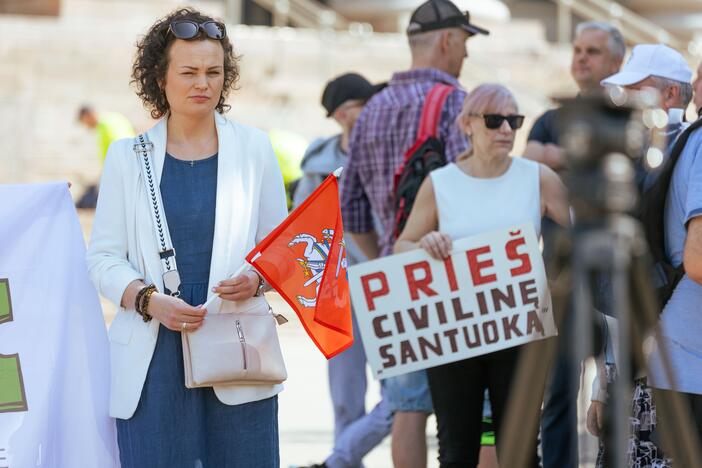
[
  {"xmin": 407, "ymin": 0, "xmax": 490, "ymax": 37},
  {"xmin": 321, "ymin": 73, "xmax": 385, "ymax": 117}
]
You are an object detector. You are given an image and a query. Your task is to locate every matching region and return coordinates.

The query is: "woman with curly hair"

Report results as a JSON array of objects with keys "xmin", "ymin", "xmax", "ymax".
[{"xmin": 86, "ymin": 8, "xmax": 287, "ymax": 467}]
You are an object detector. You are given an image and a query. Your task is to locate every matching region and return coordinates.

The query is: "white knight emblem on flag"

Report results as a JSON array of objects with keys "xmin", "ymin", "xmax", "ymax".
[{"xmin": 289, "ymin": 229, "xmax": 347, "ymax": 308}]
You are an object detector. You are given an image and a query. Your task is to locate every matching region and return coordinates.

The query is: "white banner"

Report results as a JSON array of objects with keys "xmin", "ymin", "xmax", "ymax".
[
  {"xmin": 348, "ymin": 224, "xmax": 557, "ymax": 380},
  {"xmin": 0, "ymin": 183, "xmax": 119, "ymax": 468}
]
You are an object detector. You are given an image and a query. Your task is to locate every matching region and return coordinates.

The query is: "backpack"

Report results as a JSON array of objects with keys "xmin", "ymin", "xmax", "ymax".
[
  {"xmin": 392, "ymin": 83, "xmax": 455, "ymax": 241},
  {"xmin": 639, "ymin": 117, "xmax": 702, "ymax": 309}
]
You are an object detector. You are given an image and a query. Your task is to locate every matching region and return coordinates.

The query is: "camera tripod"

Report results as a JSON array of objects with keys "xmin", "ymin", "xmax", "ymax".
[{"xmin": 497, "ymin": 212, "xmax": 702, "ymax": 468}]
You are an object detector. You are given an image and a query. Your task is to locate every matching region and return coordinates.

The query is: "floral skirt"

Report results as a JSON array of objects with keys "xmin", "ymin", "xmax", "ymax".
[{"xmin": 596, "ymin": 377, "xmax": 672, "ymax": 468}]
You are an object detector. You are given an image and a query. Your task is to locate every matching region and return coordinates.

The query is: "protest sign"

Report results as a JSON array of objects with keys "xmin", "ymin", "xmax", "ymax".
[{"xmin": 348, "ymin": 224, "xmax": 556, "ymax": 379}]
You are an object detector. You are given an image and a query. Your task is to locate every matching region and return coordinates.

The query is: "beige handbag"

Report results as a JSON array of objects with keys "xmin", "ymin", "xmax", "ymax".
[
  {"xmin": 134, "ymin": 134, "xmax": 287, "ymax": 389},
  {"xmin": 182, "ymin": 298, "xmax": 288, "ymax": 388}
]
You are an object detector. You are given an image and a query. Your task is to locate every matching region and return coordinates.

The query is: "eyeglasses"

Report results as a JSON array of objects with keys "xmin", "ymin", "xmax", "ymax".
[
  {"xmin": 469, "ymin": 113, "xmax": 525, "ymax": 130},
  {"xmin": 169, "ymin": 20, "xmax": 227, "ymax": 40}
]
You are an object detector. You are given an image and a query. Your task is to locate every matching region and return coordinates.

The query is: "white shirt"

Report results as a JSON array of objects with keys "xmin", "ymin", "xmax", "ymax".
[{"xmin": 430, "ymin": 157, "xmax": 542, "ymax": 240}]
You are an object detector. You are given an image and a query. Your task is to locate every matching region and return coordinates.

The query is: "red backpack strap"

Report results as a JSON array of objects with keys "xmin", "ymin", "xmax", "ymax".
[{"xmin": 417, "ymin": 84, "xmax": 455, "ymax": 140}]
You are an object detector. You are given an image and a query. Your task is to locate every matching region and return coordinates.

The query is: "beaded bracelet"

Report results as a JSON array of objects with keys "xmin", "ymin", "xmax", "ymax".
[
  {"xmin": 140, "ymin": 287, "xmax": 156, "ymax": 323},
  {"xmin": 135, "ymin": 284, "xmax": 156, "ymax": 322},
  {"xmin": 134, "ymin": 284, "xmax": 149, "ymax": 312}
]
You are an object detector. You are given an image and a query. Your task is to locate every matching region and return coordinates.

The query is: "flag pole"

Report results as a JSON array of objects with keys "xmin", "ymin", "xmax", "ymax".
[
  {"xmin": 333, "ymin": 167, "xmax": 344, "ymax": 178},
  {"xmin": 201, "ymin": 262, "xmax": 250, "ymax": 309}
]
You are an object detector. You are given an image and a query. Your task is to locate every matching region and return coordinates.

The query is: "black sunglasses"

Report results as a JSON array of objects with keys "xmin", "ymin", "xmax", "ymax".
[
  {"xmin": 470, "ymin": 113, "xmax": 525, "ymax": 130},
  {"xmin": 169, "ymin": 20, "xmax": 226, "ymax": 40}
]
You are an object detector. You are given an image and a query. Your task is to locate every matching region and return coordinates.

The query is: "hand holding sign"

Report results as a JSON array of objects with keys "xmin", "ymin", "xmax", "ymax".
[
  {"xmin": 348, "ymin": 224, "xmax": 556, "ymax": 379},
  {"xmin": 419, "ymin": 231, "xmax": 453, "ymax": 260}
]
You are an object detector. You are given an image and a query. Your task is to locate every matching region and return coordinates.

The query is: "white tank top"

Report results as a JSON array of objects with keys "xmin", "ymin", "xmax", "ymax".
[{"xmin": 430, "ymin": 157, "xmax": 542, "ymax": 240}]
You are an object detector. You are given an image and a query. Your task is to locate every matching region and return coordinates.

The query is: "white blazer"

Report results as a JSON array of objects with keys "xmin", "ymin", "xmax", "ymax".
[{"xmin": 86, "ymin": 112, "xmax": 288, "ymax": 419}]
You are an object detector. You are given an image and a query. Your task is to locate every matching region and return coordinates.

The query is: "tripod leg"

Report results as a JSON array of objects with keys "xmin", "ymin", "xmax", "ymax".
[
  {"xmin": 499, "ymin": 244, "xmax": 572, "ymax": 468},
  {"xmin": 603, "ymin": 244, "xmax": 634, "ymax": 468},
  {"xmin": 497, "ymin": 323, "xmax": 558, "ymax": 467}
]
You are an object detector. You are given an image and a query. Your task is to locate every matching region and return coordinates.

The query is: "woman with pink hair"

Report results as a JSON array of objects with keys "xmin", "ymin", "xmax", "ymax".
[{"xmin": 395, "ymin": 83, "xmax": 569, "ymax": 467}]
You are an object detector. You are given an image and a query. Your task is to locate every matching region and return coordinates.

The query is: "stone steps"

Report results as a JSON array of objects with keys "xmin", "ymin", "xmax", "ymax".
[{"xmin": 0, "ymin": 0, "xmax": 574, "ymax": 190}]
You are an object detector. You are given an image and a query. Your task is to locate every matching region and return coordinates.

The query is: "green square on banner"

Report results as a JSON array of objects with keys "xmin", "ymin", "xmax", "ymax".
[
  {"xmin": 0, "ymin": 278, "xmax": 27, "ymax": 412},
  {"xmin": 0, "ymin": 279, "xmax": 11, "ymax": 324},
  {"xmin": 0, "ymin": 355, "xmax": 27, "ymax": 413}
]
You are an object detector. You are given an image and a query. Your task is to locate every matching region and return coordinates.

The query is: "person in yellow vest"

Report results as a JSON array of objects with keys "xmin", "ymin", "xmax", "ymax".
[
  {"xmin": 268, "ymin": 128, "xmax": 307, "ymax": 210},
  {"xmin": 76, "ymin": 106, "xmax": 136, "ymax": 208},
  {"xmin": 78, "ymin": 105, "xmax": 136, "ymax": 164}
]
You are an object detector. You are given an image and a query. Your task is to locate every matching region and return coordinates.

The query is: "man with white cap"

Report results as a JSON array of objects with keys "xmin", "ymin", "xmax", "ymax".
[
  {"xmin": 587, "ymin": 44, "xmax": 702, "ymax": 459},
  {"xmin": 601, "ymin": 43, "xmax": 692, "ymax": 95},
  {"xmin": 602, "ymin": 44, "xmax": 693, "ymax": 185},
  {"xmin": 587, "ymin": 52, "xmax": 702, "ymax": 467},
  {"xmin": 644, "ymin": 56, "xmax": 702, "ymax": 458}
]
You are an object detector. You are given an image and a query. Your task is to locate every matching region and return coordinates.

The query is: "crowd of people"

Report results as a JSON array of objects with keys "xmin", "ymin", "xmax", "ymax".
[{"xmin": 84, "ymin": 0, "xmax": 702, "ymax": 467}]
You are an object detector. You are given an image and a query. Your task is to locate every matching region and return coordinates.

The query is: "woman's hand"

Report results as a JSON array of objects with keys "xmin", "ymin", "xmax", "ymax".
[
  {"xmin": 419, "ymin": 231, "xmax": 452, "ymax": 260},
  {"xmin": 147, "ymin": 293, "xmax": 207, "ymax": 332},
  {"xmin": 213, "ymin": 271, "xmax": 260, "ymax": 302},
  {"xmin": 586, "ymin": 400, "xmax": 606, "ymax": 437}
]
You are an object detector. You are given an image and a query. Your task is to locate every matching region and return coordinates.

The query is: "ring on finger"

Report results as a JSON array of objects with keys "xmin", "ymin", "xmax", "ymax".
[{"xmin": 181, "ymin": 321, "xmax": 188, "ymax": 331}]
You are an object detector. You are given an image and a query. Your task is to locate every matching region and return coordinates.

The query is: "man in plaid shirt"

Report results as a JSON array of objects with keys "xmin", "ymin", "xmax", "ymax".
[{"xmin": 340, "ymin": 1, "xmax": 488, "ymax": 466}]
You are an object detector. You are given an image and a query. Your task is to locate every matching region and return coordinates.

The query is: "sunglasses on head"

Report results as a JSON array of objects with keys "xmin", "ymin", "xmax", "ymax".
[
  {"xmin": 169, "ymin": 20, "xmax": 226, "ymax": 40},
  {"xmin": 470, "ymin": 113, "xmax": 525, "ymax": 130}
]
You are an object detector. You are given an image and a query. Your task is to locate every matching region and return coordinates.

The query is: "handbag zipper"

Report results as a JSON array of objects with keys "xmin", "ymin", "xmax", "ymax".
[{"xmin": 235, "ymin": 320, "xmax": 247, "ymax": 370}]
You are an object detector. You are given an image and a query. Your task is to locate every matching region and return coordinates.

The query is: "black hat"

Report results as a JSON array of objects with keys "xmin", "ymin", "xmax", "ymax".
[
  {"xmin": 407, "ymin": 0, "xmax": 490, "ymax": 37},
  {"xmin": 321, "ymin": 73, "xmax": 383, "ymax": 117}
]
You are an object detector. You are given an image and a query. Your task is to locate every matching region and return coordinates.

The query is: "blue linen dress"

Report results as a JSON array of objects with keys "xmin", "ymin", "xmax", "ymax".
[{"xmin": 116, "ymin": 153, "xmax": 279, "ymax": 468}]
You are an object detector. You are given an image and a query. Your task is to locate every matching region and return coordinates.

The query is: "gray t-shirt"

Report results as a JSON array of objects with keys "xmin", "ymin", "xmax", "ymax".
[{"xmin": 661, "ymin": 126, "xmax": 702, "ymax": 354}]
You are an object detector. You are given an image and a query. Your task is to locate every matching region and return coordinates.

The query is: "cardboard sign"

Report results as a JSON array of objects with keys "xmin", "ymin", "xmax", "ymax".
[{"xmin": 348, "ymin": 224, "xmax": 556, "ymax": 379}]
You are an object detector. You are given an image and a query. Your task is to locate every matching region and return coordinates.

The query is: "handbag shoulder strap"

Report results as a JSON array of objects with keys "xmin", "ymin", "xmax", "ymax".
[{"xmin": 133, "ymin": 134, "xmax": 181, "ymax": 296}]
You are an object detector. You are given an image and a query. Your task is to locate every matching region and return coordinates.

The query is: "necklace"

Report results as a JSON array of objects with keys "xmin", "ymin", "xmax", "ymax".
[{"xmin": 168, "ymin": 132, "xmax": 217, "ymax": 166}]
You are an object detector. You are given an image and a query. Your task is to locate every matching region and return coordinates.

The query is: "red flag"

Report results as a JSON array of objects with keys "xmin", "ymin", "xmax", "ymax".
[{"xmin": 246, "ymin": 174, "xmax": 353, "ymax": 358}]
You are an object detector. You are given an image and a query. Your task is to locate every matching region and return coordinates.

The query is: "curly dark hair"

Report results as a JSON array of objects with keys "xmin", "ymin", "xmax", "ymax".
[{"xmin": 131, "ymin": 8, "xmax": 240, "ymax": 119}]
